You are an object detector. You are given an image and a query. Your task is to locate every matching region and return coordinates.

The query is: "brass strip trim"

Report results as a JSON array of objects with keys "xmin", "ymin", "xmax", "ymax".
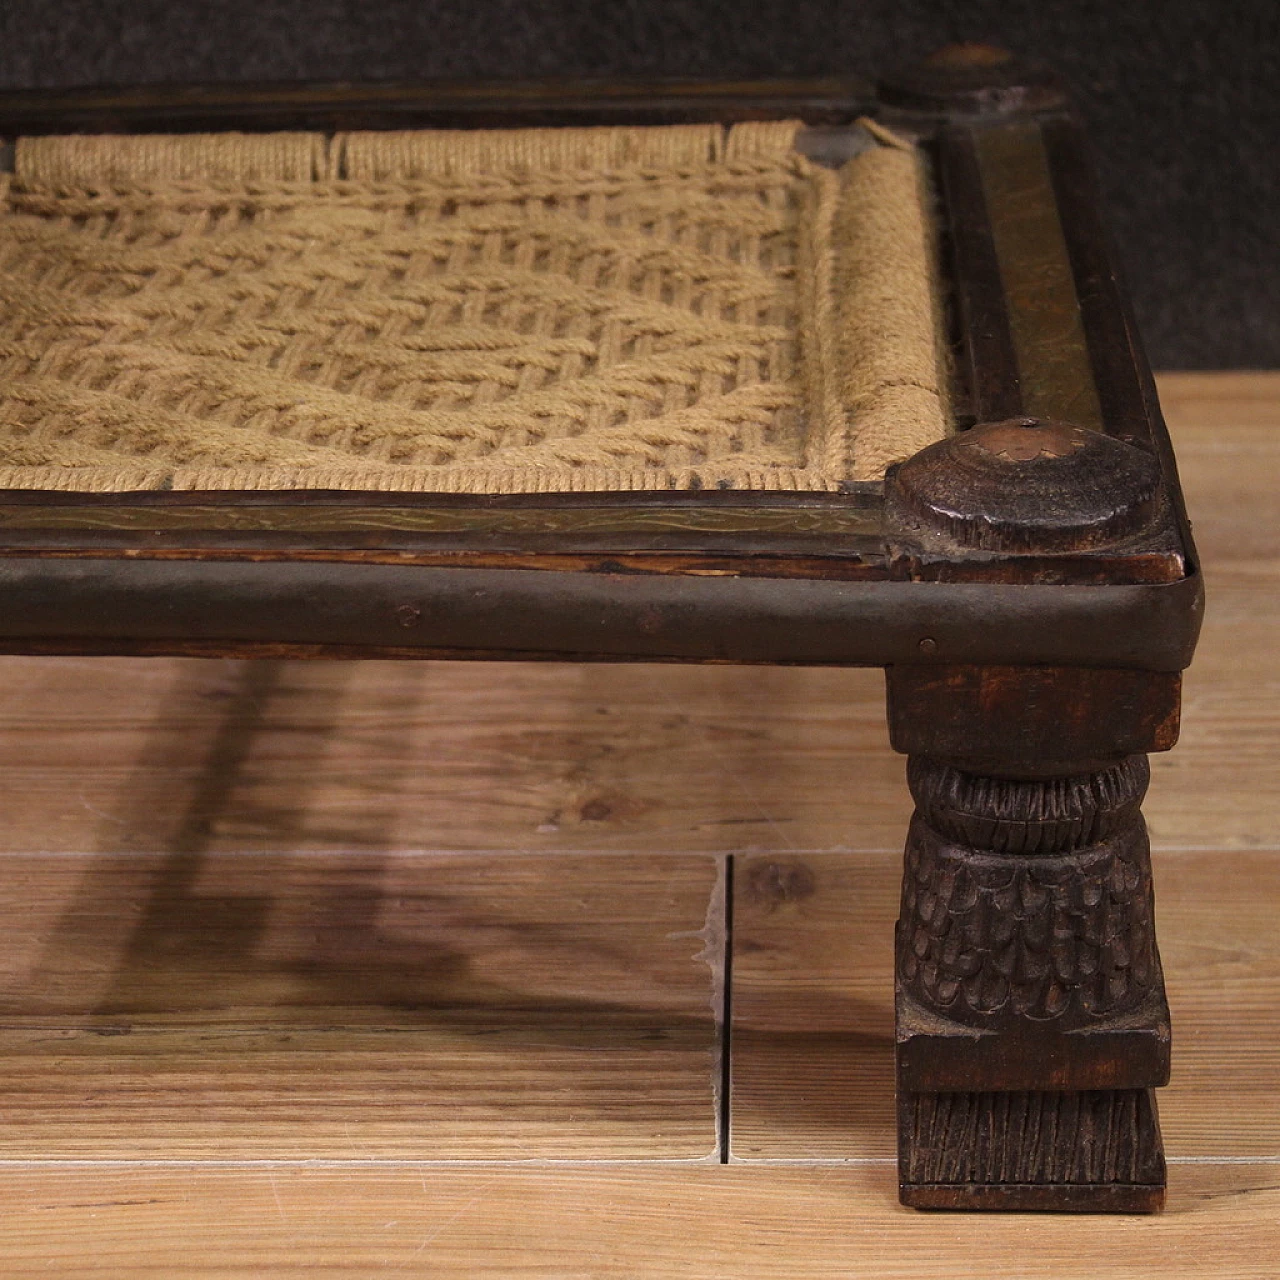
[
  {"xmin": 0, "ymin": 502, "xmax": 881, "ymax": 538},
  {"xmin": 973, "ymin": 119, "xmax": 1104, "ymax": 430}
]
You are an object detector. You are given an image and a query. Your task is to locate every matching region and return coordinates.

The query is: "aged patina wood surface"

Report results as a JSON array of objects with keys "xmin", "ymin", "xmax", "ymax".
[{"xmin": 0, "ymin": 76, "xmax": 875, "ymax": 135}]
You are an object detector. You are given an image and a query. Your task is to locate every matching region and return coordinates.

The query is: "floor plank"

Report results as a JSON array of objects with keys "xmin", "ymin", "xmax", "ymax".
[
  {"xmin": 0, "ymin": 657, "xmax": 905, "ymax": 856},
  {"xmin": 729, "ymin": 849, "xmax": 1280, "ymax": 1161},
  {"xmin": 1145, "ymin": 372, "xmax": 1280, "ymax": 849},
  {"xmin": 0, "ymin": 1164, "xmax": 1276, "ymax": 1279},
  {"xmin": 0, "ymin": 853, "xmax": 722, "ymax": 1159},
  {"xmin": 729, "ymin": 852, "xmax": 896, "ymax": 1161}
]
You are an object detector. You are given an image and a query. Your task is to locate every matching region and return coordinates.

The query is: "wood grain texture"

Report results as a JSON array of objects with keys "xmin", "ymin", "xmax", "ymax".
[
  {"xmin": 0, "ymin": 1165, "xmax": 1275, "ymax": 1279},
  {"xmin": 0, "ymin": 852, "xmax": 721, "ymax": 1159},
  {"xmin": 729, "ymin": 853, "xmax": 897, "ymax": 1160},
  {"xmin": 0, "ymin": 658, "xmax": 905, "ymax": 855},
  {"xmin": 1146, "ymin": 372, "xmax": 1280, "ymax": 849},
  {"xmin": 901, "ymin": 1088, "xmax": 1164, "ymax": 1186},
  {"xmin": 1156, "ymin": 849, "xmax": 1280, "ymax": 1160}
]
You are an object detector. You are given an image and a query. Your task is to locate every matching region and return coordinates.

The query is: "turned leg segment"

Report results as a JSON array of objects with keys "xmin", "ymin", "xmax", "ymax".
[{"xmin": 895, "ymin": 754, "xmax": 1168, "ymax": 1212}]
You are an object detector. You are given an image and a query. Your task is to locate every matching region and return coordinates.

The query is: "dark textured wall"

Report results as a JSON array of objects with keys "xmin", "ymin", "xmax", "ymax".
[{"xmin": 0, "ymin": 0, "xmax": 1274, "ymax": 368}]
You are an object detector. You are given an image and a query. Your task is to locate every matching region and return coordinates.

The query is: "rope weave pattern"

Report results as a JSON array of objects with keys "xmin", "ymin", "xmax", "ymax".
[{"xmin": 0, "ymin": 123, "xmax": 948, "ymax": 492}]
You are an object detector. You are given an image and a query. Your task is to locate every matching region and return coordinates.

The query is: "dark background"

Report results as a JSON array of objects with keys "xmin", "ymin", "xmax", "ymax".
[{"xmin": 0, "ymin": 0, "xmax": 1274, "ymax": 369}]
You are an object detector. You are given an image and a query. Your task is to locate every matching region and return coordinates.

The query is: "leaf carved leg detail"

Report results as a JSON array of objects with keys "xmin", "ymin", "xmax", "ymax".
[{"xmin": 895, "ymin": 755, "xmax": 1168, "ymax": 1213}]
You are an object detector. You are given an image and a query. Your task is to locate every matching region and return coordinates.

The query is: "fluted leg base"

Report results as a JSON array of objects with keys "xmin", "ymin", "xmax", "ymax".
[
  {"xmin": 898, "ymin": 1088, "xmax": 1166, "ymax": 1213},
  {"xmin": 894, "ymin": 753, "xmax": 1170, "ymax": 1212}
]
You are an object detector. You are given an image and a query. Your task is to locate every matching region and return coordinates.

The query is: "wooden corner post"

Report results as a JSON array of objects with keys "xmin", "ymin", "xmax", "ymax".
[{"xmin": 884, "ymin": 421, "xmax": 1180, "ymax": 1212}]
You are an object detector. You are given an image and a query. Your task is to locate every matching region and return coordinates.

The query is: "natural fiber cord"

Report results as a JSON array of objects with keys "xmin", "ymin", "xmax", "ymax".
[{"xmin": 0, "ymin": 122, "xmax": 948, "ymax": 492}]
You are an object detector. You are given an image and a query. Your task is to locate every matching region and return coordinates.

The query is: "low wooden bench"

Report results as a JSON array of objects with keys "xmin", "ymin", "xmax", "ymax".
[{"xmin": 0, "ymin": 46, "xmax": 1202, "ymax": 1211}]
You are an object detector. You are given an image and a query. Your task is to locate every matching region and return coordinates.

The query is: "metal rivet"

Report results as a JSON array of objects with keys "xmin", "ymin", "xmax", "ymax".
[{"xmin": 918, "ymin": 637, "xmax": 938, "ymax": 655}]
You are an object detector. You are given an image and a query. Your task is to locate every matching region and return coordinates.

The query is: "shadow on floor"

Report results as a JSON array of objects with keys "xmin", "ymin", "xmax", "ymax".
[{"xmin": 14, "ymin": 658, "xmax": 897, "ymax": 1159}]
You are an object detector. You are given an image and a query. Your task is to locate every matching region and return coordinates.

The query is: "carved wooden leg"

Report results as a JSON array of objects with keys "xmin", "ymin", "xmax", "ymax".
[
  {"xmin": 887, "ymin": 666, "xmax": 1179, "ymax": 1212},
  {"xmin": 896, "ymin": 754, "xmax": 1167, "ymax": 1210}
]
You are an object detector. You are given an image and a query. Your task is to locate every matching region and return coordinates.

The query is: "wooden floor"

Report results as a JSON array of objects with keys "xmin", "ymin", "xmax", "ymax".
[{"xmin": 0, "ymin": 372, "xmax": 1275, "ymax": 1276}]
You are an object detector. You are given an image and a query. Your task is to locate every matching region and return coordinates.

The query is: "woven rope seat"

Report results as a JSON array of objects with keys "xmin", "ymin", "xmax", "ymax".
[{"xmin": 0, "ymin": 120, "xmax": 948, "ymax": 494}]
